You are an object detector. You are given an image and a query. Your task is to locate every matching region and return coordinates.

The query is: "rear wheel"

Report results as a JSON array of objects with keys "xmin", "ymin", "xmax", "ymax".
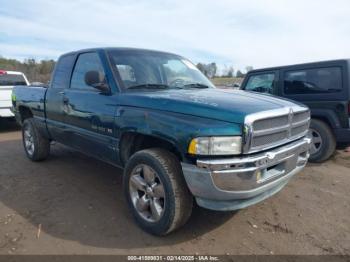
[
  {"xmin": 123, "ymin": 148, "xmax": 193, "ymax": 235},
  {"xmin": 22, "ymin": 118, "xmax": 50, "ymax": 161},
  {"xmin": 308, "ymin": 119, "xmax": 336, "ymax": 163}
]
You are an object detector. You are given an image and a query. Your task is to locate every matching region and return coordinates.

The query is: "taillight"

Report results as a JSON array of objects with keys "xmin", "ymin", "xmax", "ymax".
[{"xmin": 0, "ymin": 70, "xmax": 7, "ymax": 75}]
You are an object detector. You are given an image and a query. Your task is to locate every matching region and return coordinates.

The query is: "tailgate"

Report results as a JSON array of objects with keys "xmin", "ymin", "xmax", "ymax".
[{"xmin": 0, "ymin": 86, "xmax": 13, "ymax": 108}]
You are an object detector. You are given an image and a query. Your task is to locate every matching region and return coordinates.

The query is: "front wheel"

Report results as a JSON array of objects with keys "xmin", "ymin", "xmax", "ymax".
[
  {"xmin": 308, "ymin": 119, "xmax": 336, "ymax": 163},
  {"xmin": 22, "ymin": 118, "xmax": 50, "ymax": 161},
  {"xmin": 123, "ymin": 148, "xmax": 193, "ymax": 235}
]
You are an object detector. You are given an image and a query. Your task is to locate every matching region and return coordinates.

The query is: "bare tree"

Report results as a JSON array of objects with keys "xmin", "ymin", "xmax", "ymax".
[
  {"xmin": 196, "ymin": 62, "xmax": 217, "ymax": 78},
  {"xmin": 245, "ymin": 66, "xmax": 254, "ymax": 73},
  {"xmin": 227, "ymin": 66, "xmax": 234, "ymax": 77},
  {"xmin": 236, "ymin": 70, "xmax": 244, "ymax": 78}
]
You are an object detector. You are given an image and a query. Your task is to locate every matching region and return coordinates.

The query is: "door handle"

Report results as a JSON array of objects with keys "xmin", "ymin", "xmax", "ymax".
[{"xmin": 58, "ymin": 91, "xmax": 65, "ymax": 95}]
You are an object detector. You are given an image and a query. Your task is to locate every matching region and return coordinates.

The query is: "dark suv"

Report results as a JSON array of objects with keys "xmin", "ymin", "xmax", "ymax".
[{"xmin": 240, "ymin": 59, "xmax": 350, "ymax": 162}]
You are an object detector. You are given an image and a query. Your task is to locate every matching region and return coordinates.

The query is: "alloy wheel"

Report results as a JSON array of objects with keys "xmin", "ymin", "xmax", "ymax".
[
  {"xmin": 309, "ymin": 128, "xmax": 323, "ymax": 155},
  {"xmin": 129, "ymin": 164, "xmax": 166, "ymax": 222},
  {"xmin": 23, "ymin": 125, "xmax": 35, "ymax": 156}
]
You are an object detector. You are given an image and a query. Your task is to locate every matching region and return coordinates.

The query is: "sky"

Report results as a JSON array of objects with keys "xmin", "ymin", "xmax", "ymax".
[{"xmin": 0, "ymin": 0, "xmax": 350, "ymax": 72}]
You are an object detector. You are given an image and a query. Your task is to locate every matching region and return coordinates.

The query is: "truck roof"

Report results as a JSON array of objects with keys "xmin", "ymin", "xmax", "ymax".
[
  {"xmin": 60, "ymin": 47, "xmax": 181, "ymax": 58},
  {"xmin": 248, "ymin": 59, "xmax": 350, "ymax": 73}
]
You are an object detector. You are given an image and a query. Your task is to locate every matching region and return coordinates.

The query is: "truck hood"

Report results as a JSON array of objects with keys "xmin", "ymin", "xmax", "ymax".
[{"xmin": 118, "ymin": 89, "xmax": 301, "ymax": 124}]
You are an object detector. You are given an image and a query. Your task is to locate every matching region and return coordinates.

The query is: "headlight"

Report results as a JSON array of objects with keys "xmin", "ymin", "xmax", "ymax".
[{"xmin": 188, "ymin": 136, "xmax": 242, "ymax": 155}]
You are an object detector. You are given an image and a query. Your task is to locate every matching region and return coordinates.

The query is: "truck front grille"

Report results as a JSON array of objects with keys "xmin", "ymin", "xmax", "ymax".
[
  {"xmin": 253, "ymin": 115, "xmax": 288, "ymax": 131},
  {"xmin": 251, "ymin": 131, "xmax": 288, "ymax": 148},
  {"xmin": 244, "ymin": 106, "xmax": 310, "ymax": 153}
]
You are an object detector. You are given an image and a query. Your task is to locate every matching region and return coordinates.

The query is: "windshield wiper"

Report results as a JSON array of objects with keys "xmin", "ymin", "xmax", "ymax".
[
  {"xmin": 127, "ymin": 84, "xmax": 170, "ymax": 90},
  {"xmin": 183, "ymin": 83, "xmax": 210, "ymax": 89}
]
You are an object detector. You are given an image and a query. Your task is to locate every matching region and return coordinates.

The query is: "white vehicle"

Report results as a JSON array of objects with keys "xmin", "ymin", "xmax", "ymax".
[{"xmin": 0, "ymin": 70, "xmax": 29, "ymax": 117}]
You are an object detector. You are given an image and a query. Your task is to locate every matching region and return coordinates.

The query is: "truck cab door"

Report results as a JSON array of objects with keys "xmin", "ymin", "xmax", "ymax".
[
  {"xmin": 62, "ymin": 52, "xmax": 118, "ymax": 164},
  {"xmin": 45, "ymin": 54, "xmax": 76, "ymax": 143}
]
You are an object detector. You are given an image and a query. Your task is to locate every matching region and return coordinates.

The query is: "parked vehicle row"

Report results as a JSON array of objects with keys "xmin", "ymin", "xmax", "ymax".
[
  {"xmin": 240, "ymin": 60, "xmax": 350, "ymax": 162},
  {"xmin": 12, "ymin": 48, "xmax": 311, "ymax": 235},
  {"xmin": 0, "ymin": 70, "xmax": 29, "ymax": 118}
]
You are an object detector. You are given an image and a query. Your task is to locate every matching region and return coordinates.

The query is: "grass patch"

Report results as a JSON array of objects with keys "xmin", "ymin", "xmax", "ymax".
[{"xmin": 211, "ymin": 77, "xmax": 243, "ymax": 86}]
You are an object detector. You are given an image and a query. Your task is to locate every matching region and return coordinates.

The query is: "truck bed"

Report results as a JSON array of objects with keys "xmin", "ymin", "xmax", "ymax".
[{"xmin": 13, "ymin": 85, "xmax": 47, "ymax": 121}]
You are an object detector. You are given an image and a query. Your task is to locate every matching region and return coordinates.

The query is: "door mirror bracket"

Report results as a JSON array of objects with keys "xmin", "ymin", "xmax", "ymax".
[{"xmin": 85, "ymin": 70, "xmax": 110, "ymax": 93}]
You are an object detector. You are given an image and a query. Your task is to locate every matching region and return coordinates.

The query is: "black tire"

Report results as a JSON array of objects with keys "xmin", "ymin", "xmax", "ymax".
[
  {"xmin": 308, "ymin": 119, "xmax": 336, "ymax": 163},
  {"xmin": 123, "ymin": 148, "xmax": 193, "ymax": 236},
  {"xmin": 22, "ymin": 118, "xmax": 50, "ymax": 161}
]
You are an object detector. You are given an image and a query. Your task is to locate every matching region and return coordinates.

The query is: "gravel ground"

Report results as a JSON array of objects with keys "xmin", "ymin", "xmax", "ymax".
[{"xmin": 0, "ymin": 119, "xmax": 349, "ymax": 255}]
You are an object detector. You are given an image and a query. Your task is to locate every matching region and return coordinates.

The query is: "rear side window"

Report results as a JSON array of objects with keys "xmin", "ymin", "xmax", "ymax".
[
  {"xmin": 70, "ymin": 52, "xmax": 106, "ymax": 90},
  {"xmin": 245, "ymin": 73, "xmax": 275, "ymax": 94},
  {"xmin": 0, "ymin": 74, "xmax": 27, "ymax": 86},
  {"xmin": 284, "ymin": 67, "xmax": 342, "ymax": 94},
  {"xmin": 51, "ymin": 54, "xmax": 75, "ymax": 88}
]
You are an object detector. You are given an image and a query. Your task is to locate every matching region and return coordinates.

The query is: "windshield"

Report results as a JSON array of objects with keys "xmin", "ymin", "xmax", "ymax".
[
  {"xmin": 0, "ymin": 74, "xmax": 27, "ymax": 86},
  {"xmin": 108, "ymin": 50, "xmax": 215, "ymax": 90}
]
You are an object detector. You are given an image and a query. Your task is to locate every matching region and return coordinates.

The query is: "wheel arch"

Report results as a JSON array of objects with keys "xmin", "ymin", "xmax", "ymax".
[
  {"xmin": 311, "ymin": 109, "xmax": 340, "ymax": 129},
  {"xmin": 119, "ymin": 131, "xmax": 183, "ymax": 166},
  {"xmin": 18, "ymin": 106, "xmax": 33, "ymax": 123}
]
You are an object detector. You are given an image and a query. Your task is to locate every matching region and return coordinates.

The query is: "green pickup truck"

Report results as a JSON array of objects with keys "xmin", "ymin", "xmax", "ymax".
[{"xmin": 12, "ymin": 48, "xmax": 311, "ymax": 235}]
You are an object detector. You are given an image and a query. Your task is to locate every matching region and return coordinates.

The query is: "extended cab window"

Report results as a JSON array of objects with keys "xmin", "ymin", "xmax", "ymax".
[
  {"xmin": 70, "ymin": 52, "xmax": 106, "ymax": 90},
  {"xmin": 284, "ymin": 67, "xmax": 342, "ymax": 94},
  {"xmin": 51, "ymin": 54, "xmax": 75, "ymax": 88},
  {"xmin": 245, "ymin": 73, "xmax": 275, "ymax": 94}
]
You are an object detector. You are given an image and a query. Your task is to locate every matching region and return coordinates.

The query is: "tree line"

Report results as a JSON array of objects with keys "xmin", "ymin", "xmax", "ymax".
[
  {"xmin": 0, "ymin": 56, "xmax": 55, "ymax": 83},
  {"xmin": 0, "ymin": 55, "xmax": 252, "ymax": 83},
  {"xmin": 196, "ymin": 62, "xmax": 253, "ymax": 78}
]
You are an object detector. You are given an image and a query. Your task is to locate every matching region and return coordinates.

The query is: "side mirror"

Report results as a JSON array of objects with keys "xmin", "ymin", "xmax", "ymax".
[{"xmin": 84, "ymin": 70, "xmax": 109, "ymax": 93}]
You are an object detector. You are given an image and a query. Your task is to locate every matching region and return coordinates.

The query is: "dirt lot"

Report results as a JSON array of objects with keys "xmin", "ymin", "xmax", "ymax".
[{"xmin": 0, "ymin": 119, "xmax": 349, "ymax": 255}]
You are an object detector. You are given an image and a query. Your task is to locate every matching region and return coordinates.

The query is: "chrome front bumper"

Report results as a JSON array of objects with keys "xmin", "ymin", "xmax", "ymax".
[{"xmin": 181, "ymin": 137, "xmax": 311, "ymax": 211}]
